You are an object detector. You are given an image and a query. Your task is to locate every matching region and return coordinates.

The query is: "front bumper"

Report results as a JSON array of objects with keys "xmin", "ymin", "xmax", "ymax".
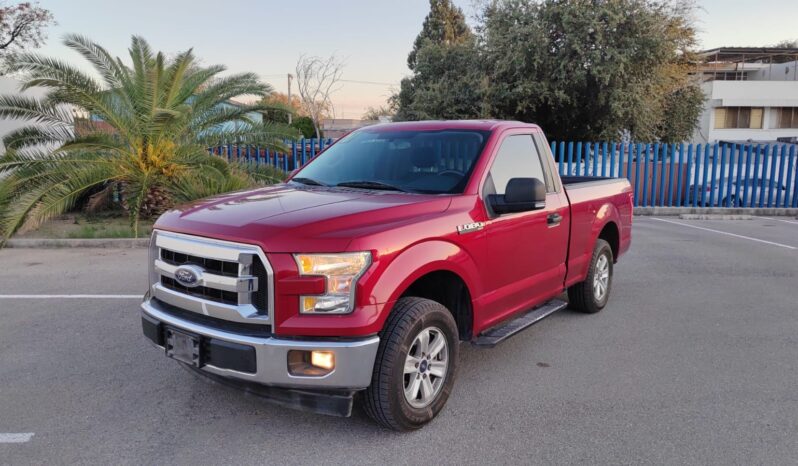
[{"xmin": 141, "ymin": 298, "xmax": 380, "ymax": 390}]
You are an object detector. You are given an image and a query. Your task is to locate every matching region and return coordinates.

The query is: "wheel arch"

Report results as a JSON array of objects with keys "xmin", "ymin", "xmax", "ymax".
[{"xmin": 369, "ymin": 240, "xmax": 480, "ymax": 341}]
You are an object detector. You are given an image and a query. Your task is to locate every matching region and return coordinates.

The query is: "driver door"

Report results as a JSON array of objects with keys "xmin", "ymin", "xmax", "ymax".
[{"xmin": 481, "ymin": 132, "xmax": 569, "ymax": 328}]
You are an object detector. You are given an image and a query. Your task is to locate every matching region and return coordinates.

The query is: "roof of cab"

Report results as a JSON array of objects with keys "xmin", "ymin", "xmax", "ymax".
[{"xmin": 364, "ymin": 119, "xmax": 540, "ymax": 132}]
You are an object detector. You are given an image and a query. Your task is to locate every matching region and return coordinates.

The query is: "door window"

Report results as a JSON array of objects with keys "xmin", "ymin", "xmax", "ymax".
[{"xmin": 486, "ymin": 135, "xmax": 546, "ymax": 195}]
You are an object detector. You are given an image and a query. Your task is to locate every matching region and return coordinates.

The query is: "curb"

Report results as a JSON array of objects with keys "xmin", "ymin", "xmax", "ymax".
[
  {"xmin": 633, "ymin": 207, "xmax": 798, "ymax": 217},
  {"xmin": 5, "ymin": 238, "xmax": 150, "ymax": 249},
  {"xmin": 678, "ymin": 214, "xmax": 753, "ymax": 220}
]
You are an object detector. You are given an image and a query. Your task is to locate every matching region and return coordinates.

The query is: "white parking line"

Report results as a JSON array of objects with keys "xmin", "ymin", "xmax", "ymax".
[
  {"xmin": 649, "ymin": 218, "xmax": 797, "ymax": 250},
  {"xmin": 0, "ymin": 295, "xmax": 141, "ymax": 299},
  {"xmin": 753, "ymin": 216, "xmax": 798, "ymax": 225},
  {"xmin": 0, "ymin": 433, "xmax": 34, "ymax": 443}
]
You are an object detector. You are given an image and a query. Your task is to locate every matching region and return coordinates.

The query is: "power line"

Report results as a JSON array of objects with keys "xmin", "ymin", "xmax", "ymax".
[
  {"xmin": 261, "ymin": 74, "xmax": 397, "ymax": 87},
  {"xmin": 339, "ymin": 79, "xmax": 398, "ymax": 86}
]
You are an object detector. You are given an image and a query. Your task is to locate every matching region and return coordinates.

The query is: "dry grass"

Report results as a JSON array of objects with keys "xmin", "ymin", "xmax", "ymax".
[{"xmin": 13, "ymin": 212, "xmax": 154, "ymax": 239}]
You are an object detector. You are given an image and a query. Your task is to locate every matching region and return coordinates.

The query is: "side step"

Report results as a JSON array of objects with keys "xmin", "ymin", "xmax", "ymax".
[{"xmin": 472, "ymin": 299, "xmax": 568, "ymax": 348}]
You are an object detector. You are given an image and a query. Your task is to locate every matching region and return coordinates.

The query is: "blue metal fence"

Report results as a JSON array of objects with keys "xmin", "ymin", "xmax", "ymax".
[
  {"xmin": 210, "ymin": 137, "xmax": 334, "ymax": 173},
  {"xmin": 550, "ymin": 141, "xmax": 798, "ymax": 208},
  {"xmin": 211, "ymin": 137, "xmax": 798, "ymax": 209}
]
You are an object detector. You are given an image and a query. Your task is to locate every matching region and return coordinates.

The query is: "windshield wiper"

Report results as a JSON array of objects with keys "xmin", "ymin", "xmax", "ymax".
[
  {"xmin": 291, "ymin": 177, "xmax": 328, "ymax": 186},
  {"xmin": 336, "ymin": 180, "xmax": 411, "ymax": 193}
]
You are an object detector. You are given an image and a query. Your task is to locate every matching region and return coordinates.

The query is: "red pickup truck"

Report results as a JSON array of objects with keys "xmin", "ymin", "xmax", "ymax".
[{"xmin": 141, "ymin": 120, "xmax": 632, "ymax": 430}]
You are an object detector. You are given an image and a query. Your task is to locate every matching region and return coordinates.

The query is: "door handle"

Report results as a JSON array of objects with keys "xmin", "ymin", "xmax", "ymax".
[{"xmin": 547, "ymin": 213, "xmax": 562, "ymax": 226}]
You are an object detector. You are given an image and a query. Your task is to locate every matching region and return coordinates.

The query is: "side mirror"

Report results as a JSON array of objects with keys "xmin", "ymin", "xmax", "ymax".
[{"xmin": 488, "ymin": 178, "xmax": 546, "ymax": 214}]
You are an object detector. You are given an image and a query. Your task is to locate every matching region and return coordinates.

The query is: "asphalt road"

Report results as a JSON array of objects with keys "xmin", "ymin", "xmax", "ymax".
[{"xmin": 1, "ymin": 217, "xmax": 797, "ymax": 465}]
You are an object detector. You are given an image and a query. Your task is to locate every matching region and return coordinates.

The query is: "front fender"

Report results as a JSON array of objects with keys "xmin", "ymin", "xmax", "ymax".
[{"xmin": 365, "ymin": 240, "xmax": 482, "ymax": 326}]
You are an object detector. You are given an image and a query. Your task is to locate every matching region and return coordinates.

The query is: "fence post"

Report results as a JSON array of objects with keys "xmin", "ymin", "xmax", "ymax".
[
  {"xmin": 642, "ymin": 144, "xmax": 651, "ymax": 206},
  {"xmin": 708, "ymin": 144, "xmax": 718, "ymax": 207},
  {"xmin": 567, "ymin": 142, "xmax": 574, "ymax": 176},
  {"xmin": 709, "ymin": 144, "xmax": 726, "ymax": 207},
  {"xmin": 675, "ymin": 144, "xmax": 684, "ymax": 206},
  {"xmin": 756, "ymin": 145, "xmax": 767, "ymax": 208},
  {"xmin": 667, "ymin": 144, "xmax": 676, "ymax": 207},
  {"xmin": 592, "ymin": 142, "xmax": 599, "ymax": 176},
  {"xmin": 721, "ymin": 144, "xmax": 732, "ymax": 207},
  {"xmin": 651, "ymin": 143, "xmax": 660, "ymax": 206},
  {"xmin": 789, "ymin": 146, "xmax": 798, "ymax": 208},
  {"xmin": 626, "ymin": 142, "xmax": 633, "ymax": 181},
  {"xmin": 732, "ymin": 144, "xmax": 745, "ymax": 207},
  {"xmin": 633, "ymin": 143, "xmax": 642, "ymax": 206},
  {"xmin": 699, "ymin": 144, "xmax": 710, "ymax": 207},
  {"xmin": 610, "ymin": 142, "xmax": 616, "ymax": 178},
  {"xmin": 767, "ymin": 144, "xmax": 779, "ymax": 207},
  {"xmin": 775, "ymin": 145, "xmax": 787, "ymax": 207},
  {"xmin": 658, "ymin": 144, "xmax": 667, "ymax": 206},
  {"xmin": 558, "ymin": 141, "xmax": 565, "ymax": 175}
]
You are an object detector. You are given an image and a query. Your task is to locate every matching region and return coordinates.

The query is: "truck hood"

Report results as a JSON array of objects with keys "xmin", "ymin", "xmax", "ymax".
[{"xmin": 155, "ymin": 183, "xmax": 452, "ymax": 252}]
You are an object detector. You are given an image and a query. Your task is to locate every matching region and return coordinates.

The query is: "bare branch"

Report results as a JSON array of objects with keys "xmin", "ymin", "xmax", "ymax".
[{"xmin": 294, "ymin": 54, "xmax": 345, "ymax": 139}]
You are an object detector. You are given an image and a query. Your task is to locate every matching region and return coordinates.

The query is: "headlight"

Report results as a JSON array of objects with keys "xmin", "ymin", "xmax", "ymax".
[{"xmin": 293, "ymin": 252, "xmax": 371, "ymax": 314}]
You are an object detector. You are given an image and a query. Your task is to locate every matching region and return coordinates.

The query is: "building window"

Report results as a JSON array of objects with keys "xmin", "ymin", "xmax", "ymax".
[
  {"xmin": 774, "ymin": 107, "xmax": 798, "ymax": 129},
  {"xmin": 714, "ymin": 107, "xmax": 763, "ymax": 129}
]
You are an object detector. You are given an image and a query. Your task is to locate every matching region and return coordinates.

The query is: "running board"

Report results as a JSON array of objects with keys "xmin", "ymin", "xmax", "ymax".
[{"xmin": 472, "ymin": 299, "xmax": 568, "ymax": 348}]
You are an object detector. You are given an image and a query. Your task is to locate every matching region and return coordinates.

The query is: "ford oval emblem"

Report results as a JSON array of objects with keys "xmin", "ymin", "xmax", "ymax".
[{"xmin": 174, "ymin": 265, "xmax": 203, "ymax": 288}]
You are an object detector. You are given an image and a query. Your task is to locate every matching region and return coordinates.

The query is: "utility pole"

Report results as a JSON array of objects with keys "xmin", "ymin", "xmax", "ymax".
[{"xmin": 287, "ymin": 73, "xmax": 294, "ymax": 125}]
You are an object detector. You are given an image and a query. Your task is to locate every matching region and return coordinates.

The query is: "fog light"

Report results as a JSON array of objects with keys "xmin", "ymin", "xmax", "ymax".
[
  {"xmin": 287, "ymin": 350, "xmax": 335, "ymax": 377},
  {"xmin": 311, "ymin": 351, "xmax": 335, "ymax": 370}
]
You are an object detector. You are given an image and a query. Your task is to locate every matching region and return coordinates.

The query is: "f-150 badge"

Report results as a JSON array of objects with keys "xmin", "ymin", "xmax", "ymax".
[{"xmin": 457, "ymin": 222, "xmax": 484, "ymax": 234}]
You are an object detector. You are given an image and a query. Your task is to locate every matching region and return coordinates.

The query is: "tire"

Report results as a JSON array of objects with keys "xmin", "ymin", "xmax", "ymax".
[
  {"xmin": 722, "ymin": 196, "xmax": 741, "ymax": 207},
  {"xmin": 567, "ymin": 239, "xmax": 613, "ymax": 314},
  {"xmin": 363, "ymin": 297, "xmax": 459, "ymax": 431}
]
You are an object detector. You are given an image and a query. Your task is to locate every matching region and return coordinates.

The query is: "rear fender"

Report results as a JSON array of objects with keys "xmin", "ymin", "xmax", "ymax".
[{"xmin": 566, "ymin": 201, "xmax": 622, "ymax": 288}]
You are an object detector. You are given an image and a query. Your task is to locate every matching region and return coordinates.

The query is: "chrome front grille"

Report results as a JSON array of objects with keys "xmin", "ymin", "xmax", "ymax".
[{"xmin": 149, "ymin": 230, "xmax": 272, "ymax": 324}]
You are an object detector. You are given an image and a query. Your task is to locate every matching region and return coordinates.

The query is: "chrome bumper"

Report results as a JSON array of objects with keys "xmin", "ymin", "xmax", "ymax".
[{"xmin": 141, "ymin": 298, "xmax": 380, "ymax": 390}]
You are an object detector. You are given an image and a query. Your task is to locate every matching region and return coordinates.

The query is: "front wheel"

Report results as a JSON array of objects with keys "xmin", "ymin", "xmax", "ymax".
[
  {"xmin": 567, "ymin": 239, "xmax": 613, "ymax": 313},
  {"xmin": 363, "ymin": 297, "xmax": 459, "ymax": 431}
]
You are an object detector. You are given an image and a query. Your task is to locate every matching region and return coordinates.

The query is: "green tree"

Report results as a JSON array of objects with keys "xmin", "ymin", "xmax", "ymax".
[
  {"xmin": 395, "ymin": 0, "xmax": 483, "ymax": 121},
  {"xmin": 395, "ymin": 41, "xmax": 485, "ymax": 121},
  {"xmin": 396, "ymin": 0, "xmax": 704, "ymax": 142},
  {"xmin": 362, "ymin": 105, "xmax": 395, "ymax": 121},
  {"xmin": 291, "ymin": 115, "xmax": 318, "ymax": 139},
  {"xmin": 0, "ymin": 35, "xmax": 296, "ymax": 242},
  {"xmin": 483, "ymin": 0, "xmax": 702, "ymax": 142},
  {"xmin": 407, "ymin": 0, "xmax": 473, "ymax": 71}
]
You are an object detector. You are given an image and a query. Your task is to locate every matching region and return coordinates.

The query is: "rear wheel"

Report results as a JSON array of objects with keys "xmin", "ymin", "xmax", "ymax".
[
  {"xmin": 567, "ymin": 239, "xmax": 613, "ymax": 313},
  {"xmin": 363, "ymin": 297, "xmax": 459, "ymax": 431}
]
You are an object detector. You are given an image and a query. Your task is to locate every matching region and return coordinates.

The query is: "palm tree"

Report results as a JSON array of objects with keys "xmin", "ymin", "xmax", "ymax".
[{"xmin": 0, "ymin": 35, "xmax": 296, "ymax": 243}]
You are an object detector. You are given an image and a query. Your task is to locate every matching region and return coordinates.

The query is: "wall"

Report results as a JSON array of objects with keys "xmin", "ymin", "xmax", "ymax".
[{"xmin": 693, "ymin": 80, "xmax": 798, "ymax": 144}]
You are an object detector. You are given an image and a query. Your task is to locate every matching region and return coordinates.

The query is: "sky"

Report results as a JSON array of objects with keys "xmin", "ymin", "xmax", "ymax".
[{"xmin": 33, "ymin": 0, "xmax": 798, "ymax": 118}]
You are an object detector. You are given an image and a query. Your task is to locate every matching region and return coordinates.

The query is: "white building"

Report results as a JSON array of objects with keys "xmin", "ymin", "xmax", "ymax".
[{"xmin": 692, "ymin": 47, "xmax": 798, "ymax": 144}]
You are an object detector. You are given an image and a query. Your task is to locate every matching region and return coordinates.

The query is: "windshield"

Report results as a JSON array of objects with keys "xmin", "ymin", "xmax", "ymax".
[{"xmin": 291, "ymin": 128, "xmax": 491, "ymax": 194}]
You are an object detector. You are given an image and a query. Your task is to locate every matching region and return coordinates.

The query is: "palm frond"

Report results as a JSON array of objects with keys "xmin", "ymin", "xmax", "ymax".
[
  {"xmin": 2, "ymin": 125, "xmax": 75, "ymax": 150},
  {"xmin": 2, "ymin": 34, "xmax": 291, "ymax": 243},
  {"xmin": 0, "ymin": 94, "xmax": 74, "ymax": 126}
]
